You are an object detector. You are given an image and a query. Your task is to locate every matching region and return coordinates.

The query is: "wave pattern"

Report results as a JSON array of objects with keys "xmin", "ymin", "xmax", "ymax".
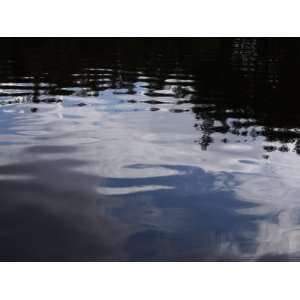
[{"xmin": 0, "ymin": 38, "xmax": 300, "ymax": 261}]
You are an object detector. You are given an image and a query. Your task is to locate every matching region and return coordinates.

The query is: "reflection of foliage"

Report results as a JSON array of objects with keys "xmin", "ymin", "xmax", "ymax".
[
  {"xmin": 190, "ymin": 38, "xmax": 300, "ymax": 156},
  {"xmin": 1, "ymin": 38, "xmax": 300, "ymax": 156},
  {"xmin": 193, "ymin": 105, "xmax": 300, "ymax": 156}
]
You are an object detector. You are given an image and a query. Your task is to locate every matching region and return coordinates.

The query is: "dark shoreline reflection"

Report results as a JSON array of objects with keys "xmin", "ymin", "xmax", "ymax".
[{"xmin": 1, "ymin": 38, "xmax": 300, "ymax": 261}]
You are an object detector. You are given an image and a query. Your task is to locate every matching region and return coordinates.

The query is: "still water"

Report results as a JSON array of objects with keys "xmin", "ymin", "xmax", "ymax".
[{"xmin": 0, "ymin": 38, "xmax": 300, "ymax": 261}]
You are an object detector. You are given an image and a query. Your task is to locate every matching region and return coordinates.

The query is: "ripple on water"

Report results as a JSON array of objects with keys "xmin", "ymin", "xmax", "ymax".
[{"xmin": 0, "ymin": 38, "xmax": 299, "ymax": 261}]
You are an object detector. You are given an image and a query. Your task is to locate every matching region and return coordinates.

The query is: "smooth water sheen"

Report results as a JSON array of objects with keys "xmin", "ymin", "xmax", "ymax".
[{"xmin": 1, "ymin": 38, "xmax": 300, "ymax": 261}]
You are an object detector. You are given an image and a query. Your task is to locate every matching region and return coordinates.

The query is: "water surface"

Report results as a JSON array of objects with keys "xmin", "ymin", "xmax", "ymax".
[{"xmin": 1, "ymin": 38, "xmax": 300, "ymax": 261}]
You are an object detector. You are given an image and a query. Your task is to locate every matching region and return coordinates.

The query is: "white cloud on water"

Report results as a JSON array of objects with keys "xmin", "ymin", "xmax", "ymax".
[{"xmin": 1, "ymin": 94, "xmax": 300, "ymax": 259}]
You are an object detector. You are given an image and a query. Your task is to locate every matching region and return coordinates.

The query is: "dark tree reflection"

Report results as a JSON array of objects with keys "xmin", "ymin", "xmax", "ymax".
[{"xmin": 1, "ymin": 38, "xmax": 300, "ymax": 156}]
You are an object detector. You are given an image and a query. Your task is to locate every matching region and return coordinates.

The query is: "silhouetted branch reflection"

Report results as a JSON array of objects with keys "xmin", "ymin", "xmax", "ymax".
[{"xmin": 1, "ymin": 38, "xmax": 300, "ymax": 157}]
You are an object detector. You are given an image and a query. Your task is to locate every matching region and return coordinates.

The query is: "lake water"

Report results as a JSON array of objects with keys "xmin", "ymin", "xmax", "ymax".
[{"xmin": 0, "ymin": 38, "xmax": 300, "ymax": 261}]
